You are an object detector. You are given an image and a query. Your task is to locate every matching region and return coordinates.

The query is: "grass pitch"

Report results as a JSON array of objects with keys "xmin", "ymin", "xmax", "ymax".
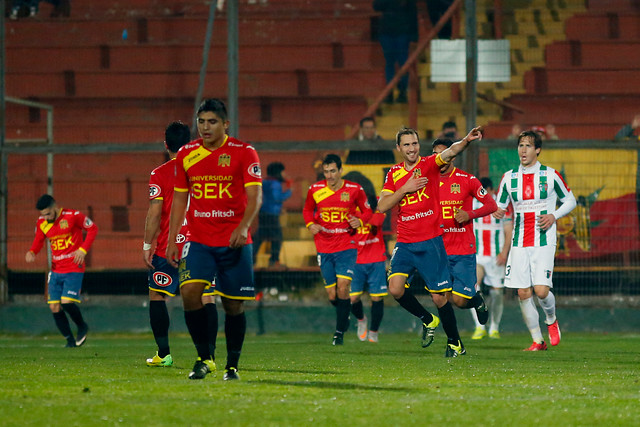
[{"xmin": 1, "ymin": 332, "xmax": 638, "ymax": 426}]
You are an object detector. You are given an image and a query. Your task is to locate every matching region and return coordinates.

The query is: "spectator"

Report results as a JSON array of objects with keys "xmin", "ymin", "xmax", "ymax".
[
  {"xmin": 253, "ymin": 162, "xmax": 292, "ymax": 269},
  {"xmin": 425, "ymin": 0, "xmax": 454, "ymax": 39},
  {"xmin": 373, "ymin": 0, "xmax": 418, "ymax": 104},
  {"xmin": 358, "ymin": 117, "xmax": 384, "ymax": 142},
  {"xmin": 9, "ymin": 0, "xmax": 38, "ymax": 19},
  {"xmin": 615, "ymin": 114, "xmax": 640, "ymax": 141},
  {"xmin": 545, "ymin": 124, "xmax": 559, "ymax": 141},
  {"xmin": 507, "ymin": 123, "xmax": 522, "ymax": 140},
  {"xmin": 437, "ymin": 120, "xmax": 460, "ymax": 140}
]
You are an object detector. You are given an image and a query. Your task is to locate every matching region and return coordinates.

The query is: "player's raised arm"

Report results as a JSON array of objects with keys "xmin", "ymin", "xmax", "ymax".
[{"xmin": 439, "ymin": 126, "xmax": 483, "ymax": 164}]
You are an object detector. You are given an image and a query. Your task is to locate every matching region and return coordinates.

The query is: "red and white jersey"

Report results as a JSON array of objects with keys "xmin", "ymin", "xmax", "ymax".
[
  {"xmin": 354, "ymin": 212, "xmax": 387, "ymax": 264},
  {"xmin": 438, "ymin": 168, "xmax": 497, "ymax": 255},
  {"xmin": 382, "ymin": 155, "xmax": 445, "ymax": 243},
  {"xmin": 496, "ymin": 161, "xmax": 576, "ymax": 247},
  {"xmin": 29, "ymin": 208, "xmax": 98, "ymax": 273},
  {"xmin": 149, "ymin": 158, "xmax": 189, "ymax": 258},
  {"xmin": 303, "ymin": 179, "xmax": 373, "ymax": 254},
  {"xmin": 174, "ymin": 135, "xmax": 262, "ymax": 247},
  {"xmin": 473, "ymin": 196, "xmax": 512, "ymax": 257}
]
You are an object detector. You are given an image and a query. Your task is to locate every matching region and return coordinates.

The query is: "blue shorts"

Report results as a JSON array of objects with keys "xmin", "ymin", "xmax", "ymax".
[
  {"xmin": 179, "ymin": 241, "xmax": 255, "ymax": 300},
  {"xmin": 317, "ymin": 249, "xmax": 357, "ymax": 288},
  {"xmin": 350, "ymin": 261, "xmax": 388, "ymax": 297},
  {"xmin": 149, "ymin": 255, "xmax": 214, "ymax": 297},
  {"xmin": 448, "ymin": 254, "xmax": 477, "ymax": 299},
  {"xmin": 389, "ymin": 236, "xmax": 452, "ymax": 293},
  {"xmin": 48, "ymin": 272, "xmax": 83, "ymax": 304}
]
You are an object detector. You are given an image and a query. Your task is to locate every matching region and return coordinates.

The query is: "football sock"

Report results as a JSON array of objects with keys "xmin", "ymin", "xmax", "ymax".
[
  {"xmin": 336, "ymin": 298, "xmax": 351, "ymax": 333},
  {"xmin": 437, "ymin": 302, "xmax": 461, "ymax": 343},
  {"xmin": 395, "ymin": 292, "xmax": 433, "ymax": 324},
  {"xmin": 370, "ymin": 300, "xmax": 384, "ymax": 331},
  {"xmin": 519, "ymin": 297, "xmax": 544, "ymax": 343},
  {"xmin": 205, "ymin": 302, "xmax": 218, "ymax": 358},
  {"xmin": 53, "ymin": 311, "xmax": 73, "ymax": 341},
  {"xmin": 329, "ymin": 299, "xmax": 338, "ymax": 307},
  {"xmin": 149, "ymin": 300, "xmax": 171, "ymax": 357},
  {"xmin": 465, "ymin": 293, "xmax": 483, "ymax": 309},
  {"xmin": 351, "ymin": 300, "xmax": 364, "ymax": 320},
  {"xmin": 225, "ymin": 312, "xmax": 246, "ymax": 369},
  {"xmin": 61, "ymin": 303, "xmax": 86, "ymax": 327},
  {"xmin": 538, "ymin": 291, "xmax": 557, "ymax": 325},
  {"xmin": 184, "ymin": 307, "xmax": 211, "ymax": 360},
  {"xmin": 489, "ymin": 288, "xmax": 504, "ymax": 332},
  {"xmin": 470, "ymin": 308, "xmax": 483, "ymax": 328}
]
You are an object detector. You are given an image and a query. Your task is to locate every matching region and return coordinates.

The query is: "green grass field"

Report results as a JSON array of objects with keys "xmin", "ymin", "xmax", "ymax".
[{"xmin": 1, "ymin": 332, "xmax": 638, "ymax": 426}]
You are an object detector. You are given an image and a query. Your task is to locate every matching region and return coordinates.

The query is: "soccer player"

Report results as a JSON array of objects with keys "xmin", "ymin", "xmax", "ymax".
[
  {"xmin": 377, "ymin": 126, "xmax": 483, "ymax": 356},
  {"xmin": 431, "ymin": 138, "xmax": 497, "ymax": 356},
  {"xmin": 470, "ymin": 177, "xmax": 513, "ymax": 340},
  {"xmin": 25, "ymin": 194, "xmax": 97, "ymax": 348},
  {"xmin": 166, "ymin": 99, "xmax": 262, "ymax": 380},
  {"xmin": 351, "ymin": 209, "xmax": 388, "ymax": 343},
  {"xmin": 303, "ymin": 154, "xmax": 373, "ymax": 346},
  {"xmin": 142, "ymin": 121, "xmax": 217, "ymax": 368},
  {"xmin": 494, "ymin": 130, "xmax": 576, "ymax": 351}
]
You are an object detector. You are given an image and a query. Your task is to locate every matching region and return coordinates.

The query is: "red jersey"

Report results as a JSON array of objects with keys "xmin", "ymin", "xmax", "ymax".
[
  {"xmin": 303, "ymin": 179, "xmax": 373, "ymax": 254},
  {"xmin": 438, "ymin": 167, "xmax": 497, "ymax": 255},
  {"xmin": 382, "ymin": 154, "xmax": 445, "ymax": 243},
  {"xmin": 149, "ymin": 158, "xmax": 189, "ymax": 258},
  {"xmin": 174, "ymin": 135, "xmax": 262, "ymax": 247},
  {"xmin": 354, "ymin": 212, "xmax": 387, "ymax": 264},
  {"xmin": 29, "ymin": 208, "xmax": 98, "ymax": 273}
]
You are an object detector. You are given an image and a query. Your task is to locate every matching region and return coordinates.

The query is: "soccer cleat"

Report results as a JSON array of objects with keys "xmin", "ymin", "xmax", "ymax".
[
  {"xmin": 188, "ymin": 357, "xmax": 216, "ymax": 380},
  {"xmin": 76, "ymin": 323, "xmax": 89, "ymax": 347},
  {"xmin": 471, "ymin": 327, "xmax": 487, "ymax": 340},
  {"xmin": 357, "ymin": 316, "xmax": 368, "ymax": 341},
  {"xmin": 523, "ymin": 341, "xmax": 548, "ymax": 351},
  {"xmin": 146, "ymin": 352, "xmax": 174, "ymax": 367},
  {"xmin": 489, "ymin": 330, "xmax": 501, "ymax": 339},
  {"xmin": 421, "ymin": 314, "xmax": 440, "ymax": 348},
  {"xmin": 332, "ymin": 332, "xmax": 344, "ymax": 346},
  {"xmin": 65, "ymin": 340, "xmax": 77, "ymax": 348},
  {"xmin": 547, "ymin": 320, "xmax": 561, "ymax": 346},
  {"xmin": 223, "ymin": 367, "xmax": 240, "ymax": 381},
  {"xmin": 474, "ymin": 293, "xmax": 489, "ymax": 325},
  {"xmin": 445, "ymin": 340, "xmax": 466, "ymax": 358},
  {"xmin": 367, "ymin": 331, "xmax": 379, "ymax": 343}
]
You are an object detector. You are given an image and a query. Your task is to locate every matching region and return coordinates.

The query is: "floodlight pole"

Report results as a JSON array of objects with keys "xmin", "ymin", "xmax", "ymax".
[
  {"xmin": 1, "ymin": 0, "xmax": 8, "ymax": 304},
  {"xmin": 192, "ymin": 0, "xmax": 217, "ymax": 136},
  {"xmin": 464, "ymin": 0, "xmax": 478, "ymax": 174},
  {"xmin": 227, "ymin": 0, "xmax": 239, "ymax": 137}
]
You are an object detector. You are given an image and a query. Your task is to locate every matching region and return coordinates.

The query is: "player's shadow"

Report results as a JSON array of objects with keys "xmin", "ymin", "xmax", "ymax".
[
  {"xmin": 248, "ymin": 379, "xmax": 413, "ymax": 392},
  {"xmin": 243, "ymin": 367, "xmax": 338, "ymax": 375}
]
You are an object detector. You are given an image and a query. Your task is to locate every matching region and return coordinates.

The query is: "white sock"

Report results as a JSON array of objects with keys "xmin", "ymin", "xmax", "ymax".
[
  {"xmin": 470, "ymin": 309, "xmax": 485, "ymax": 329},
  {"xmin": 519, "ymin": 297, "xmax": 543, "ymax": 343},
  {"xmin": 537, "ymin": 291, "xmax": 557, "ymax": 325},
  {"xmin": 489, "ymin": 288, "xmax": 504, "ymax": 333}
]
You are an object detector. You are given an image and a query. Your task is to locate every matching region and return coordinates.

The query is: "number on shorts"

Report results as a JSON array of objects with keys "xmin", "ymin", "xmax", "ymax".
[{"xmin": 181, "ymin": 242, "xmax": 191, "ymax": 259}]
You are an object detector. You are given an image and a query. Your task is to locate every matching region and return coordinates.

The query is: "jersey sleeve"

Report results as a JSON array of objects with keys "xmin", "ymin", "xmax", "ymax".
[
  {"xmin": 148, "ymin": 169, "xmax": 163, "ymax": 201},
  {"xmin": 28, "ymin": 223, "xmax": 46, "ymax": 255},
  {"xmin": 302, "ymin": 186, "xmax": 317, "ymax": 227},
  {"xmin": 174, "ymin": 149, "xmax": 189, "ymax": 193},
  {"xmin": 467, "ymin": 177, "xmax": 497, "ymax": 220},
  {"xmin": 496, "ymin": 172, "xmax": 511, "ymax": 209},
  {"xmin": 78, "ymin": 212, "xmax": 98, "ymax": 254},
  {"xmin": 382, "ymin": 168, "xmax": 396, "ymax": 194},
  {"xmin": 242, "ymin": 146, "xmax": 262, "ymax": 188},
  {"xmin": 552, "ymin": 170, "xmax": 577, "ymax": 219}
]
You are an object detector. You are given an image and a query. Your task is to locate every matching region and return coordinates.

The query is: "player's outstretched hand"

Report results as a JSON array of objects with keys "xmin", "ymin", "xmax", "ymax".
[
  {"xmin": 493, "ymin": 207, "xmax": 506, "ymax": 219},
  {"xmin": 25, "ymin": 251, "xmax": 36, "ymax": 263},
  {"xmin": 464, "ymin": 126, "xmax": 484, "ymax": 143}
]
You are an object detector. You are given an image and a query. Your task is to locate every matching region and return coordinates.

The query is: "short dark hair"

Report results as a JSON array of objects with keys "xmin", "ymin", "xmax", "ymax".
[
  {"xmin": 165, "ymin": 121, "xmax": 191, "ymax": 153},
  {"xmin": 197, "ymin": 98, "xmax": 228, "ymax": 121},
  {"xmin": 322, "ymin": 154, "xmax": 342, "ymax": 170},
  {"xmin": 395, "ymin": 127, "xmax": 419, "ymax": 146},
  {"xmin": 518, "ymin": 130, "xmax": 542, "ymax": 149},
  {"xmin": 442, "ymin": 121, "xmax": 457, "ymax": 130},
  {"xmin": 480, "ymin": 177, "xmax": 493, "ymax": 190},
  {"xmin": 266, "ymin": 162, "xmax": 285, "ymax": 181},
  {"xmin": 432, "ymin": 138, "xmax": 454, "ymax": 150},
  {"xmin": 36, "ymin": 194, "xmax": 55, "ymax": 210},
  {"xmin": 359, "ymin": 116, "xmax": 375, "ymax": 127}
]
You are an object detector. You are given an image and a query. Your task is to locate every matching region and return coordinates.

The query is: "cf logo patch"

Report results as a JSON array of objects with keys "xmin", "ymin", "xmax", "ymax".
[
  {"xmin": 248, "ymin": 163, "xmax": 262, "ymax": 179},
  {"xmin": 149, "ymin": 184, "xmax": 161, "ymax": 198},
  {"xmin": 153, "ymin": 272, "xmax": 173, "ymax": 287}
]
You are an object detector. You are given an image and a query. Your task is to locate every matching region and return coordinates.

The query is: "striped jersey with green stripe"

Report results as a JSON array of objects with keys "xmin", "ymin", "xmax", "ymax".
[{"xmin": 473, "ymin": 196, "xmax": 509, "ymax": 257}]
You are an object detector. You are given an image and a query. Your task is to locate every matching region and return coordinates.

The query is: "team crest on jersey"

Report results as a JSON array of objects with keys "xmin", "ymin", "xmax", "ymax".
[
  {"xmin": 545, "ymin": 270, "xmax": 552, "ymax": 279},
  {"xmin": 539, "ymin": 183, "xmax": 548, "ymax": 192},
  {"xmin": 413, "ymin": 169, "xmax": 422, "ymax": 178},
  {"xmin": 59, "ymin": 219, "xmax": 69, "ymax": 229},
  {"xmin": 218, "ymin": 154, "xmax": 231, "ymax": 166},
  {"xmin": 248, "ymin": 163, "xmax": 262, "ymax": 178},
  {"xmin": 149, "ymin": 184, "xmax": 161, "ymax": 198},
  {"xmin": 341, "ymin": 192, "xmax": 350, "ymax": 202},
  {"xmin": 450, "ymin": 183, "xmax": 461, "ymax": 194}
]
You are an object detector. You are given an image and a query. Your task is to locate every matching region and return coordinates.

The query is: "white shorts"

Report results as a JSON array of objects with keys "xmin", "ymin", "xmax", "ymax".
[
  {"xmin": 476, "ymin": 255, "xmax": 505, "ymax": 288},
  {"xmin": 504, "ymin": 245, "xmax": 555, "ymax": 289}
]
